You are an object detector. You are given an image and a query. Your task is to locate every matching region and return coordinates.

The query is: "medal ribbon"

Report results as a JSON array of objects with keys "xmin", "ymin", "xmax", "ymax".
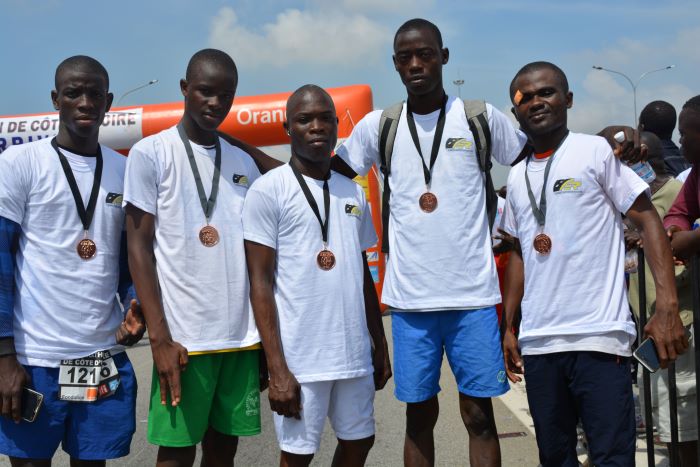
[
  {"xmin": 177, "ymin": 123, "xmax": 222, "ymax": 224},
  {"xmin": 51, "ymin": 138, "xmax": 103, "ymax": 233},
  {"xmin": 290, "ymin": 161, "xmax": 330, "ymax": 247},
  {"xmin": 405, "ymin": 94, "xmax": 448, "ymax": 190},
  {"xmin": 523, "ymin": 132, "xmax": 569, "ymax": 226}
]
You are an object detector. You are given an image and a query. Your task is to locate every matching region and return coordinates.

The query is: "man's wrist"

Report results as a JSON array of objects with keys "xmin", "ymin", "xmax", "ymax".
[{"xmin": 0, "ymin": 337, "xmax": 16, "ymax": 357}]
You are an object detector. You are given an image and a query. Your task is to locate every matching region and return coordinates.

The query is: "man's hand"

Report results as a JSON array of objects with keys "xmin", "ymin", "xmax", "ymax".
[
  {"xmin": 0, "ymin": 355, "xmax": 30, "ymax": 423},
  {"xmin": 599, "ymin": 125, "xmax": 647, "ymax": 164},
  {"xmin": 502, "ymin": 330, "xmax": 523, "ymax": 383},
  {"xmin": 624, "ymin": 228, "xmax": 642, "ymax": 251},
  {"xmin": 667, "ymin": 225, "xmax": 700, "ymax": 261},
  {"xmin": 644, "ymin": 304, "xmax": 688, "ymax": 369},
  {"xmin": 115, "ymin": 299, "xmax": 146, "ymax": 346},
  {"xmin": 151, "ymin": 339, "xmax": 188, "ymax": 407},
  {"xmin": 372, "ymin": 336, "xmax": 392, "ymax": 390},
  {"xmin": 268, "ymin": 368, "xmax": 302, "ymax": 419}
]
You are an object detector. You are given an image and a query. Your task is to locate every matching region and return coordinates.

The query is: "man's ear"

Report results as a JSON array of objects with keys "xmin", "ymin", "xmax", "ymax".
[
  {"xmin": 105, "ymin": 92, "xmax": 114, "ymax": 113},
  {"xmin": 51, "ymin": 90, "xmax": 59, "ymax": 110},
  {"xmin": 566, "ymin": 91, "xmax": 573, "ymax": 109},
  {"xmin": 180, "ymin": 79, "xmax": 188, "ymax": 98},
  {"xmin": 283, "ymin": 121, "xmax": 290, "ymax": 136},
  {"xmin": 441, "ymin": 47, "xmax": 449, "ymax": 65}
]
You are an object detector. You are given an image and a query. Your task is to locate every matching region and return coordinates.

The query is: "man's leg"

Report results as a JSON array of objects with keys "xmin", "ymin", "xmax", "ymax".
[
  {"xmin": 391, "ymin": 311, "xmax": 443, "ymax": 467},
  {"xmin": 405, "ymin": 397, "xmax": 439, "ymax": 467},
  {"xmin": 458, "ymin": 394, "xmax": 500, "ymax": 467},
  {"xmin": 329, "ymin": 375, "xmax": 377, "ymax": 467},
  {"xmin": 68, "ymin": 460, "xmax": 105, "ymax": 467},
  {"xmin": 280, "ymin": 451, "xmax": 314, "ymax": 467},
  {"xmin": 201, "ymin": 427, "xmax": 238, "ymax": 467},
  {"xmin": 156, "ymin": 446, "xmax": 196, "ymax": 467},
  {"xmin": 523, "ymin": 354, "xmax": 579, "ymax": 467},
  {"xmin": 572, "ymin": 352, "xmax": 635, "ymax": 467},
  {"xmin": 331, "ymin": 437, "xmax": 375, "ymax": 467},
  {"xmin": 9, "ymin": 459, "xmax": 51, "ymax": 467},
  {"xmin": 443, "ymin": 307, "xmax": 509, "ymax": 467},
  {"xmin": 677, "ymin": 441, "xmax": 698, "ymax": 467}
]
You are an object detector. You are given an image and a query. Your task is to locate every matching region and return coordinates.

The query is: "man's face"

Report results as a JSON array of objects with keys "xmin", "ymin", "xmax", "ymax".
[
  {"xmin": 679, "ymin": 109, "xmax": 700, "ymax": 165},
  {"xmin": 181, "ymin": 62, "xmax": 237, "ymax": 132},
  {"xmin": 286, "ymin": 91, "xmax": 338, "ymax": 165},
  {"xmin": 51, "ymin": 69, "xmax": 112, "ymax": 141},
  {"xmin": 392, "ymin": 27, "xmax": 448, "ymax": 97},
  {"xmin": 511, "ymin": 68, "xmax": 572, "ymax": 138}
]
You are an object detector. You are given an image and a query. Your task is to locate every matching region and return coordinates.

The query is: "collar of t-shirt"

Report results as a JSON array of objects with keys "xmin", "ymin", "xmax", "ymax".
[
  {"xmin": 188, "ymin": 139, "xmax": 218, "ymax": 159},
  {"xmin": 55, "ymin": 144, "xmax": 98, "ymax": 173},
  {"xmin": 410, "ymin": 108, "xmax": 441, "ymax": 166}
]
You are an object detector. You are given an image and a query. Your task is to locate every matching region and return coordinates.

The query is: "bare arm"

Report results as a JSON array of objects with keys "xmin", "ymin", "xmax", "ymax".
[
  {"xmin": 501, "ymin": 240, "xmax": 524, "ymax": 383},
  {"xmin": 626, "ymin": 194, "xmax": 688, "ymax": 366},
  {"xmin": 125, "ymin": 204, "xmax": 188, "ymax": 406},
  {"xmin": 244, "ymin": 239, "xmax": 301, "ymax": 419},
  {"xmin": 362, "ymin": 254, "xmax": 391, "ymax": 390},
  {"xmin": 217, "ymin": 131, "xmax": 283, "ymax": 174}
]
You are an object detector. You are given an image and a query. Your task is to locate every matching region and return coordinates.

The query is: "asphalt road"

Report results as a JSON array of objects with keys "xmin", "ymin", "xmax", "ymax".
[{"xmin": 0, "ymin": 317, "xmax": 541, "ymax": 466}]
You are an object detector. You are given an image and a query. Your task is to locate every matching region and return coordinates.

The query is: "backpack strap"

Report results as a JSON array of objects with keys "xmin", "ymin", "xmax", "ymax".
[
  {"xmin": 463, "ymin": 100, "xmax": 497, "ymax": 233},
  {"xmin": 377, "ymin": 101, "xmax": 404, "ymax": 254}
]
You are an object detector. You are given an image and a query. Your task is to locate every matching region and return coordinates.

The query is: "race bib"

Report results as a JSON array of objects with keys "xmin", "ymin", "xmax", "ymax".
[{"xmin": 58, "ymin": 350, "xmax": 120, "ymax": 402}]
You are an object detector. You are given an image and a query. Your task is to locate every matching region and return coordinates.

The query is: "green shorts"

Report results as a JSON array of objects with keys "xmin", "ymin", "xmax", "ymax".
[{"xmin": 148, "ymin": 350, "xmax": 261, "ymax": 447}]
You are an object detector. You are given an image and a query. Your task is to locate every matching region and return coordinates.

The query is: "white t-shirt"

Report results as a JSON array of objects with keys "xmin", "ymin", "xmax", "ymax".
[
  {"xmin": 677, "ymin": 167, "xmax": 692, "ymax": 183},
  {"xmin": 336, "ymin": 96, "xmax": 527, "ymax": 310},
  {"xmin": 0, "ymin": 138, "xmax": 126, "ymax": 367},
  {"xmin": 123, "ymin": 126, "xmax": 261, "ymax": 352},
  {"xmin": 242, "ymin": 165, "xmax": 377, "ymax": 383},
  {"xmin": 502, "ymin": 132, "xmax": 649, "ymax": 356}
]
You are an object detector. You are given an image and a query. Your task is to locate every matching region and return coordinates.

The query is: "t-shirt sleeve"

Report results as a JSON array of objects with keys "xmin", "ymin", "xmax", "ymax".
[
  {"xmin": 357, "ymin": 191, "xmax": 378, "ymax": 251},
  {"xmin": 242, "ymin": 183, "xmax": 279, "ymax": 250},
  {"xmin": 502, "ymin": 174, "xmax": 519, "ymax": 238},
  {"xmin": 487, "ymin": 104, "xmax": 528, "ymax": 167},
  {"xmin": 664, "ymin": 167, "xmax": 698, "ymax": 231},
  {"xmin": 596, "ymin": 141, "xmax": 650, "ymax": 215},
  {"xmin": 0, "ymin": 147, "xmax": 30, "ymax": 225},
  {"xmin": 123, "ymin": 141, "xmax": 160, "ymax": 215},
  {"xmin": 335, "ymin": 111, "xmax": 381, "ymax": 177}
]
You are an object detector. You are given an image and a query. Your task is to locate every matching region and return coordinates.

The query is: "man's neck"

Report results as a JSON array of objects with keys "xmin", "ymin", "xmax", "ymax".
[
  {"xmin": 407, "ymin": 87, "xmax": 446, "ymax": 115},
  {"xmin": 180, "ymin": 116, "xmax": 217, "ymax": 146},
  {"xmin": 649, "ymin": 174, "xmax": 671, "ymax": 195},
  {"xmin": 290, "ymin": 154, "xmax": 330, "ymax": 180},
  {"xmin": 55, "ymin": 129, "xmax": 98, "ymax": 155},
  {"xmin": 530, "ymin": 127, "xmax": 569, "ymax": 154}
]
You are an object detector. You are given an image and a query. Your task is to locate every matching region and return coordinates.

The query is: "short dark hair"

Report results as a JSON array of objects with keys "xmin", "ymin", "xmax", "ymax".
[
  {"xmin": 286, "ymin": 84, "xmax": 335, "ymax": 118},
  {"xmin": 186, "ymin": 48, "xmax": 238, "ymax": 82},
  {"xmin": 55, "ymin": 55, "xmax": 109, "ymax": 90},
  {"xmin": 639, "ymin": 101, "xmax": 676, "ymax": 139},
  {"xmin": 394, "ymin": 18, "xmax": 443, "ymax": 49},
  {"xmin": 509, "ymin": 61, "xmax": 569, "ymax": 101},
  {"xmin": 640, "ymin": 131, "xmax": 666, "ymax": 176},
  {"xmin": 682, "ymin": 95, "xmax": 700, "ymax": 115}
]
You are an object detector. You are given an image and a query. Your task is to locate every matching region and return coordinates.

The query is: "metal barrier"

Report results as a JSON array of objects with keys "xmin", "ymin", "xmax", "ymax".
[{"xmin": 637, "ymin": 250, "xmax": 699, "ymax": 466}]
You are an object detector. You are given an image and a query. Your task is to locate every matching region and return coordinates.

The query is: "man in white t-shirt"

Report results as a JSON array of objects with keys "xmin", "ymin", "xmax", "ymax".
[
  {"xmin": 0, "ymin": 56, "xmax": 144, "ymax": 465},
  {"xmin": 501, "ymin": 61, "xmax": 687, "ymax": 466},
  {"xmin": 243, "ymin": 85, "xmax": 391, "ymax": 466},
  {"xmin": 331, "ymin": 19, "xmax": 526, "ymax": 466},
  {"xmin": 124, "ymin": 49, "xmax": 264, "ymax": 467}
]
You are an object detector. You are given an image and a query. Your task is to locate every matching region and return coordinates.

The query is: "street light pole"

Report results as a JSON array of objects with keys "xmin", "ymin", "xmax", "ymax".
[
  {"xmin": 453, "ymin": 68, "xmax": 464, "ymax": 99},
  {"xmin": 591, "ymin": 65, "xmax": 675, "ymax": 126},
  {"xmin": 116, "ymin": 79, "xmax": 159, "ymax": 106}
]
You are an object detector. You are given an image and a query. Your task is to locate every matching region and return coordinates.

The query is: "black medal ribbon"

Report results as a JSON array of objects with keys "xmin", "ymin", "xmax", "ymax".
[
  {"xmin": 523, "ymin": 132, "xmax": 569, "ymax": 226},
  {"xmin": 177, "ymin": 123, "xmax": 221, "ymax": 223},
  {"xmin": 405, "ymin": 94, "xmax": 448, "ymax": 189},
  {"xmin": 51, "ymin": 138, "xmax": 103, "ymax": 233},
  {"xmin": 290, "ymin": 161, "xmax": 330, "ymax": 246}
]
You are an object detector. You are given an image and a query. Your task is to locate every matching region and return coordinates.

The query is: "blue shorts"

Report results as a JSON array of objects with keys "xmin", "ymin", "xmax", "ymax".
[
  {"xmin": 391, "ymin": 307, "xmax": 508, "ymax": 402},
  {"xmin": 0, "ymin": 351, "xmax": 137, "ymax": 461},
  {"xmin": 524, "ymin": 352, "xmax": 635, "ymax": 467}
]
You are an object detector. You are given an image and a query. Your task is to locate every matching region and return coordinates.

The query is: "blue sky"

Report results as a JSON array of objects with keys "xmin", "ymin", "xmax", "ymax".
[{"xmin": 3, "ymin": 0, "xmax": 699, "ymax": 180}]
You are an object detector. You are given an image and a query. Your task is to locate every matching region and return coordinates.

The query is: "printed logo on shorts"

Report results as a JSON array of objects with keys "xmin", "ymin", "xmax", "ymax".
[
  {"xmin": 445, "ymin": 137, "xmax": 474, "ymax": 152},
  {"xmin": 366, "ymin": 251, "xmax": 379, "ymax": 262},
  {"xmin": 233, "ymin": 174, "xmax": 249, "ymax": 187},
  {"xmin": 552, "ymin": 178, "xmax": 583, "ymax": 194},
  {"xmin": 245, "ymin": 389, "xmax": 260, "ymax": 417},
  {"xmin": 105, "ymin": 192, "xmax": 123, "ymax": 207},
  {"xmin": 345, "ymin": 204, "xmax": 362, "ymax": 218},
  {"xmin": 497, "ymin": 370, "xmax": 506, "ymax": 383}
]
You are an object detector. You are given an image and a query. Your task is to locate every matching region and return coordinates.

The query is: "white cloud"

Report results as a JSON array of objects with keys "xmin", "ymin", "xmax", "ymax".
[{"xmin": 208, "ymin": 6, "xmax": 388, "ymax": 68}]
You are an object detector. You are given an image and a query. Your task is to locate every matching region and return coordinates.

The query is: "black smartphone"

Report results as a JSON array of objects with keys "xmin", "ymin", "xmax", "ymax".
[
  {"xmin": 633, "ymin": 337, "xmax": 661, "ymax": 373},
  {"xmin": 21, "ymin": 387, "xmax": 44, "ymax": 423}
]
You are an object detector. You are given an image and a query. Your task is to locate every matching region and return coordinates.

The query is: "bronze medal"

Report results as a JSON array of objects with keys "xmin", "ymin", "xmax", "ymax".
[
  {"xmin": 419, "ymin": 192, "xmax": 438, "ymax": 213},
  {"xmin": 317, "ymin": 249, "xmax": 336, "ymax": 271},
  {"xmin": 199, "ymin": 225, "xmax": 220, "ymax": 247},
  {"xmin": 533, "ymin": 233, "xmax": 552, "ymax": 255},
  {"xmin": 77, "ymin": 238, "xmax": 97, "ymax": 260}
]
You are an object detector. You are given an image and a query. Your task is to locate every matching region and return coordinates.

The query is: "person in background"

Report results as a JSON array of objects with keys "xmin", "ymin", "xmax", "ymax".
[{"xmin": 640, "ymin": 100, "xmax": 689, "ymax": 177}]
